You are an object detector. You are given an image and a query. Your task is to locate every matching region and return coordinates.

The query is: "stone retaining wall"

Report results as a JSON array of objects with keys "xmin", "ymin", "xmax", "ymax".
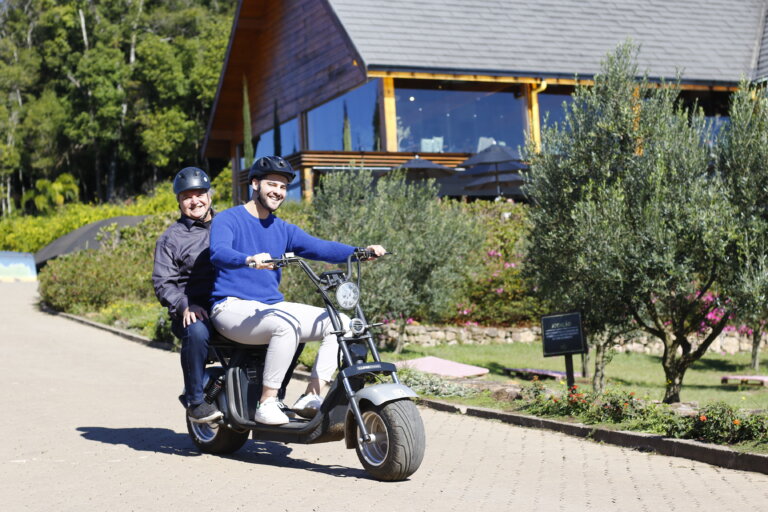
[{"xmin": 380, "ymin": 324, "xmax": 767, "ymax": 355}]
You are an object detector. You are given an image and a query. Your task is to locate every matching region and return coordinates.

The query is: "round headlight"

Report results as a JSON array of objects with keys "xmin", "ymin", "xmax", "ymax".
[
  {"xmin": 335, "ymin": 281, "xmax": 360, "ymax": 310},
  {"xmin": 349, "ymin": 317, "xmax": 366, "ymax": 335}
]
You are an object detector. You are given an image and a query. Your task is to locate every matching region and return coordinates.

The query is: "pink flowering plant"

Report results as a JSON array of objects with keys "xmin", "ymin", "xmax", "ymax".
[{"xmin": 455, "ymin": 200, "xmax": 543, "ymax": 326}]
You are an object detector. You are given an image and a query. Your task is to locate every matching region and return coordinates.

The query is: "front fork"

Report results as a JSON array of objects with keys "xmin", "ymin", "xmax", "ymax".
[
  {"xmin": 335, "ymin": 331, "xmax": 374, "ymax": 442},
  {"xmin": 329, "ymin": 305, "xmax": 397, "ymax": 444},
  {"xmin": 342, "ymin": 373, "xmax": 373, "ymax": 443}
]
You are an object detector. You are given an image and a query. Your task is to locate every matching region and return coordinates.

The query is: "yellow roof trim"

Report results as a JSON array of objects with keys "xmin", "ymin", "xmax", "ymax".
[{"xmin": 366, "ymin": 70, "xmax": 738, "ymax": 91}]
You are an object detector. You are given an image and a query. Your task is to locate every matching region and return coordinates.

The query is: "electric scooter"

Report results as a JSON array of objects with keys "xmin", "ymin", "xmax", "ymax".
[{"xmin": 182, "ymin": 249, "xmax": 426, "ymax": 481}]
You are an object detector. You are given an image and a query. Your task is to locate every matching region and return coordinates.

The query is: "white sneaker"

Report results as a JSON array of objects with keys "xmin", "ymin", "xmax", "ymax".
[
  {"xmin": 292, "ymin": 393, "xmax": 323, "ymax": 419},
  {"xmin": 254, "ymin": 397, "xmax": 290, "ymax": 425}
]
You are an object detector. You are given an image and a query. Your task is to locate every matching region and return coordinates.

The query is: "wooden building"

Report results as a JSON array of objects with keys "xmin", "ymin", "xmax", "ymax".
[{"xmin": 203, "ymin": 0, "xmax": 768, "ymax": 202}]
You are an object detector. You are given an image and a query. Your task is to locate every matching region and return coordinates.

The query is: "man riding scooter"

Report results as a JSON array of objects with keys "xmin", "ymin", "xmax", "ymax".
[
  {"xmin": 152, "ymin": 167, "xmax": 221, "ymax": 424},
  {"xmin": 208, "ymin": 156, "xmax": 386, "ymax": 425}
]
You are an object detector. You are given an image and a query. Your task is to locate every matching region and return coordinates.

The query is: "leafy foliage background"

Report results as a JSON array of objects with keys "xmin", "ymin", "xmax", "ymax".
[{"xmin": 0, "ymin": 0, "xmax": 236, "ymax": 212}]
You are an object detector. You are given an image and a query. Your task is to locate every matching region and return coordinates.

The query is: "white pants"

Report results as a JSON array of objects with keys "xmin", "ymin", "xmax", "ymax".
[{"xmin": 211, "ymin": 298, "xmax": 348, "ymax": 389}]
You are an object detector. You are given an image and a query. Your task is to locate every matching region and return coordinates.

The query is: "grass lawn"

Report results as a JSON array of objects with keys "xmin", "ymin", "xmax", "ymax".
[{"xmin": 379, "ymin": 341, "xmax": 768, "ymax": 410}]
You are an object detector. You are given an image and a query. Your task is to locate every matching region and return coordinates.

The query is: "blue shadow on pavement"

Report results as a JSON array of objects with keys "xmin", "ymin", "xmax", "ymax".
[{"xmin": 76, "ymin": 426, "xmax": 368, "ymax": 478}]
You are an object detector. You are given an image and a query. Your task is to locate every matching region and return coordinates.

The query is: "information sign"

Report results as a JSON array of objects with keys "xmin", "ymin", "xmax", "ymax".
[{"xmin": 541, "ymin": 312, "xmax": 586, "ymax": 357}]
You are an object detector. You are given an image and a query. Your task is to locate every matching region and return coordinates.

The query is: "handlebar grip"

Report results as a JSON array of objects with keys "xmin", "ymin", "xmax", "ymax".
[{"xmin": 355, "ymin": 248, "xmax": 393, "ymax": 261}]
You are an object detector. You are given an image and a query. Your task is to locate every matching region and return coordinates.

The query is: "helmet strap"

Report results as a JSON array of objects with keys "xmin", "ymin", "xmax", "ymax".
[{"xmin": 191, "ymin": 204, "xmax": 212, "ymax": 222}]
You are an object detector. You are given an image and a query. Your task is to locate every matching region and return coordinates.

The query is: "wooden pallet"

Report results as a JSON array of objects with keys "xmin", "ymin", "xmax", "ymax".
[
  {"xmin": 720, "ymin": 375, "xmax": 768, "ymax": 386},
  {"xmin": 504, "ymin": 368, "xmax": 583, "ymax": 380}
]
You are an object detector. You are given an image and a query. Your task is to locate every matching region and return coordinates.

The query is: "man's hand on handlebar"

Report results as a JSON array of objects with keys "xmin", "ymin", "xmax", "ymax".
[
  {"xmin": 246, "ymin": 252, "xmax": 276, "ymax": 270},
  {"xmin": 360, "ymin": 245, "xmax": 387, "ymax": 260}
]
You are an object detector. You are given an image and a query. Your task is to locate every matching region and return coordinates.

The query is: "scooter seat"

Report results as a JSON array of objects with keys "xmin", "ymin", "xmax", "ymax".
[{"xmin": 209, "ymin": 330, "xmax": 266, "ymax": 350}]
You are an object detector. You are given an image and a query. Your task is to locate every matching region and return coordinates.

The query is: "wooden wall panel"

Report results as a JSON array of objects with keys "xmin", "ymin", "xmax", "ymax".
[{"xmin": 206, "ymin": 0, "xmax": 366, "ymax": 158}]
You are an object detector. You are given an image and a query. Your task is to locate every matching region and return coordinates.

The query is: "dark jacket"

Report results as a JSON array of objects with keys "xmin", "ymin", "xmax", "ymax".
[{"xmin": 152, "ymin": 213, "xmax": 216, "ymax": 319}]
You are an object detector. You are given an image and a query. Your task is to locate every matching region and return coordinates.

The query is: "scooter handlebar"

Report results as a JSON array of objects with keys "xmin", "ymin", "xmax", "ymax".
[{"xmin": 354, "ymin": 248, "xmax": 393, "ymax": 261}]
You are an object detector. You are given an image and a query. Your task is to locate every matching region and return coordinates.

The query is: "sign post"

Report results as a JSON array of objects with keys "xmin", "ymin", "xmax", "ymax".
[{"xmin": 541, "ymin": 312, "xmax": 587, "ymax": 388}]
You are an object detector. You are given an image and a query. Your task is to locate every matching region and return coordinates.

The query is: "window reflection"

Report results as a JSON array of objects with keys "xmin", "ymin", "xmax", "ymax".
[
  {"xmin": 254, "ymin": 117, "xmax": 300, "ymax": 159},
  {"xmin": 252, "ymin": 117, "xmax": 301, "ymax": 201},
  {"xmin": 395, "ymin": 80, "xmax": 527, "ymax": 153},
  {"xmin": 538, "ymin": 85, "xmax": 575, "ymax": 129},
  {"xmin": 678, "ymin": 90, "xmax": 730, "ymax": 141},
  {"xmin": 307, "ymin": 80, "xmax": 381, "ymax": 151}
]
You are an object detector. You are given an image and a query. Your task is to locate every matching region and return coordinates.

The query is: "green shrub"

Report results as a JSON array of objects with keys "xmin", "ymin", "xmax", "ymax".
[
  {"xmin": 309, "ymin": 170, "xmax": 483, "ymax": 325},
  {"xmin": 210, "ymin": 165, "xmax": 233, "ymax": 206},
  {"xmin": 95, "ymin": 299, "xmax": 175, "ymax": 344},
  {"xmin": 518, "ymin": 381, "xmax": 768, "ymax": 446},
  {"xmin": 626, "ymin": 402, "xmax": 686, "ymax": 435},
  {"xmin": 521, "ymin": 381, "xmax": 591, "ymax": 417},
  {"xmin": 0, "ymin": 183, "xmax": 176, "ymax": 253},
  {"xmin": 397, "ymin": 367, "xmax": 478, "ymax": 398},
  {"xmin": 277, "ymin": 199, "xmax": 313, "ymax": 230},
  {"xmin": 457, "ymin": 200, "xmax": 543, "ymax": 326},
  {"xmin": 686, "ymin": 402, "xmax": 768, "ymax": 444},
  {"xmin": 38, "ymin": 213, "xmax": 175, "ymax": 312},
  {"xmin": 583, "ymin": 388, "xmax": 644, "ymax": 423},
  {"xmin": 297, "ymin": 342, "xmax": 319, "ymax": 369}
]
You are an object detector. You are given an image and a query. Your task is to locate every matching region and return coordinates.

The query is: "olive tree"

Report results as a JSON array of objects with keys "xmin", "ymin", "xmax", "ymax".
[
  {"xmin": 525, "ymin": 42, "xmax": 738, "ymax": 403},
  {"xmin": 308, "ymin": 170, "xmax": 482, "ymax": 352},
  {"xmin": 718, "ymin": 82, "xmax": 768, "ymax": 371}
]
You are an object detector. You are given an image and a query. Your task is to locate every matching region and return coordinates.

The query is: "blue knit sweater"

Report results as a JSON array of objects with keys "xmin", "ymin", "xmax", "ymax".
[{"xmin": 209, "ymin": 205, "xmax": 355, "ymax": 305}]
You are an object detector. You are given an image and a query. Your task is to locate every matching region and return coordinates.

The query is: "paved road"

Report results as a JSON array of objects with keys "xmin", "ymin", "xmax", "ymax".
[{"xmin": 2, "ymin": 282, "xmax": 767, "ymax": 512}]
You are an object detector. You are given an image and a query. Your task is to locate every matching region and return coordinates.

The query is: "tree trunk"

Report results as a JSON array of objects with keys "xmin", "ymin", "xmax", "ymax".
[
  {"xmin": 662, "ymin": 373, "xmax": 684, "ymax": 403},
  {"xmin": 751, "ymin": 329, "xmax": 762, "ymax": 371},
  {"xmin": 78, "ymin": 9, "xmax": 89, "ymax": 50},
  {"xmin": 1, "ymin": 175, "xmax": 11, "ymax": 216},
  {"xmin": 107, "ymin": 146, "xmax": 117, "ymax": 201},
  {"xmin": 662, "ymin": 353, "xmax": 686, "ymax": 403},
  {"xmin": 591, "ymin": 342, "xmax": 606, "ymax": 394},
  {"xmin": 394, "ymin": 321, "xmax": 407, "ymax": 354}
]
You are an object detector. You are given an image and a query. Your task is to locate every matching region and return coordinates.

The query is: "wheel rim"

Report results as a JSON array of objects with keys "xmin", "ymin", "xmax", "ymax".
[
  {"xmin": 191, "ymin": 420, "xmax": 220, "ymax": 443},
  {"xmin": 358, "ymin": 410, "xmax": 389, "ymax": 466}
]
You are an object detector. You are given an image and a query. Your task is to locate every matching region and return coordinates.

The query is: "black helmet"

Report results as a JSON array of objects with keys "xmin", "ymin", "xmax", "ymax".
[
  {"xmin": 248, "ymin": 156, "xmax": 296, "ymax": 182},
  {"xmin": 173, "ymin": 167, "xmax": 211, "ymax": 195}
]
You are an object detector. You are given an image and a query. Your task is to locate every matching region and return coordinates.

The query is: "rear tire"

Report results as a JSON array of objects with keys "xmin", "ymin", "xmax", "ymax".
[
  {"xmin": 186, "ymin": 416, "xmax": 249, "ymax": 454},
  {"xmin": 355, "ymin": 400, "xmax": 425, "ymax": 481}
]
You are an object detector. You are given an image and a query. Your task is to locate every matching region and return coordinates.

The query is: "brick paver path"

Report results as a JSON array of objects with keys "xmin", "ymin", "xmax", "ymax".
[{"xmin": 2, "ymin": 282, "xmax": 767, "ymax": 511}]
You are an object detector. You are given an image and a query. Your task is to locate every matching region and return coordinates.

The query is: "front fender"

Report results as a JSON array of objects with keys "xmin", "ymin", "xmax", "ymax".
[
  {"xmin": 353, "ymin": 383, "xmax": 418, "ymax": 407},
  {"xmin": 344, "ymin": 384, "xmax": 419, "ymax": 449}
]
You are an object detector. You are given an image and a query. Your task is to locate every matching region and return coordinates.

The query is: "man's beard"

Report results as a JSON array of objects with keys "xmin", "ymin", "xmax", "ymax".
[{"xmin": 256, "ymin": 186, "xmax": 282, "ymax": 213}]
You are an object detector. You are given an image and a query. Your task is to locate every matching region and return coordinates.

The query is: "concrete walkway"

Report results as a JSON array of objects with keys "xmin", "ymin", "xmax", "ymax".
[{"xmin": 2, "ymin": 282, "xmax": 767, "ymax": 511}]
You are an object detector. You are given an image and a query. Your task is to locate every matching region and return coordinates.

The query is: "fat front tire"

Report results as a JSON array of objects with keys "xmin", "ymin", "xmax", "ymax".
[
  {"xmin": 355, "ymin": 400, "xmax": 426, "ymax": 481},
  {"xmin": 186, "ymin": 416, "xmax": 249, "ymax": 454}
]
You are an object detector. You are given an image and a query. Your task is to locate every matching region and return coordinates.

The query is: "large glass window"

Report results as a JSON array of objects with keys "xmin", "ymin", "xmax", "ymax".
[
  {"xmin": 254, "ymin": 117, "xmax": 300, "ymax": 159},
  {"xmin": 678, "ymin": 90, "xmax": 731, "ymax": 141},
  {"xmin": 251, "ymin": 117, "xmax": 302, "ymax": 201},
  {"xmin": 394, "ymin": 80, "xmax": 527, "ymax": 154},
  {"xmin": 307, "ymin": 79, "xmax": 381, "ymax": 151},
  {"xmin": 538, "ymin": 85, "xmax": 575, "ymax": 129}
]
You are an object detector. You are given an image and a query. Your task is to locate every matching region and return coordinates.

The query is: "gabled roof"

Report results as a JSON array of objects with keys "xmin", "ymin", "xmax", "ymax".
[
  {"xmin": 204, "ymin": 0, "xmax": 768, "ymax": 159},
  {"xmin": 328, "ymin": 0, "xmax": 768, "ymax": 83}
]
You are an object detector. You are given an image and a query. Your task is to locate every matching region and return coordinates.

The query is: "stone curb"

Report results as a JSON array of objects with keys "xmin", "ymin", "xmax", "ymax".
[
  {"xmin": 39, "ymin": 303, "xmax": 175, "ymax": 351},
  {"xmin": 418, "ymin": 399, "xmax": 768, "ymax": 475},
  {"xmin": 46, "ymin": 307, "xmax": 768, "ymax": 476}
]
